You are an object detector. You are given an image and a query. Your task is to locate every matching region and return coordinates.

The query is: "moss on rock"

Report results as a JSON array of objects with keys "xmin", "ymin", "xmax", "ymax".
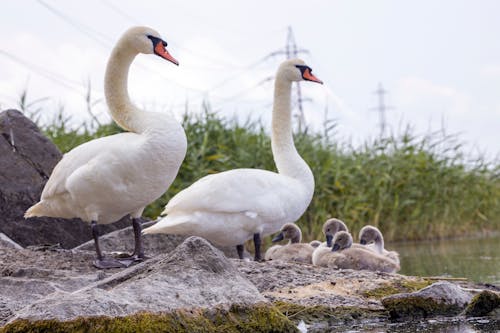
[
  {"xmin": 1, "ymin": 303, "xmax": 297, "ymax": 333},
  {"xmin": 464, "ymin": 290, "xmax": 500, "ymax": 317},
  {"xmin": 381, "ymin": 296, "xmax": 463, "ymax": 320},
  {"xmin": 400, "ymin": 279, "xmax": 433, "ymax": 292},
  {"xmin": 363, "ymin": 279, "xmax": 432, "ymax": 299},
  {"xmin": 273, "ymin": 301, "xmax": 385, "ymax": 324},
  {"xmin": 363, "ymin": 284, "xmax": 401, "ymax": 299}
]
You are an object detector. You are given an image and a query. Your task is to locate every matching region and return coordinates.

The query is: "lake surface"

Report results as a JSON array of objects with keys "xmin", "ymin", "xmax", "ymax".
[
  {"xmin": 306, "ymin": 236, "xmax": 500, "ymax": 333},
  {"xmin": 309, "ymin": 316, "xmax": 499, "ymax": 332},
  {"xmin": 390, "ymin": 235, "xmax": 500, "ymax": 285}
]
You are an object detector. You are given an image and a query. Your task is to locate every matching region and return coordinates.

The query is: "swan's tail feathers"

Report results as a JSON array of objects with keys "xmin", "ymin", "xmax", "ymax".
[
  {"xmin": 142, "ymin": 215, "xmax": 190, "ymax": 235},
  {"xmin": 24, "ymin": 200, "xmax": 69, "ymax": 219},
  {"xmin": 142, "ymin": 225, "xmax": 160, "ymax": 235},
  {"xmin": 24, "ymin": 202, "xmax": 48, "ymax": 219}
]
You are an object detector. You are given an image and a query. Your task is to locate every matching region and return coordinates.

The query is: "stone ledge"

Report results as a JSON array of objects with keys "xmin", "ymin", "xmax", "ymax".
[{"xmin": 0, "ymin": 304, "xmax": 296, "ymax": 333}]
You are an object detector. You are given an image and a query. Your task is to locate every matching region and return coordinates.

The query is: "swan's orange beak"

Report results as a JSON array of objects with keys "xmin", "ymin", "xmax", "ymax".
[
  {"xmin": 302, "ymin": 67, "xmax": 323, "ymax": 84},
  {"xmin": 154, "ymin": 41, "xmax": 179, "ymax": 66}
]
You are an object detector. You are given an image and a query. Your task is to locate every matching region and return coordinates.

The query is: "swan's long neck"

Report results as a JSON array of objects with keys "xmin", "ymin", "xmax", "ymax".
[
  {"xmin": 105, "ymin": 45, "xmax": 148, "ymax": 133},
  {"xmin": 290, "ymin": 229, "xmax": 302, "ymax": 244},
  {"xmin": 271, "ymin": 76, "xmax": 314, "ymax": 190},
  {"xmin": 374, "ymin": 232, "xmax": 385, "ymax": 253}
]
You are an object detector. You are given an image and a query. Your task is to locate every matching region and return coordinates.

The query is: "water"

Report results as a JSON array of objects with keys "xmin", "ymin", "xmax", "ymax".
[
  {"xmin": 306, "ymin": 317, "xmax": 499, "ymax": 332},
  {"xmin": 305, "ymin": 236, "xmax": 500, "ymax": 333},
  {"xmin": 391, "ymin": 236, "xmax": 500, "ymax": 285}
]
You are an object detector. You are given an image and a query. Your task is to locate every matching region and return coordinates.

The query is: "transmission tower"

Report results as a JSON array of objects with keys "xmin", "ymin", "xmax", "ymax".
[
  {"xmin": 370, "ymin": 83, "xmax": 393, "ymax": 138},
  {"xmin": 269, "ymin": 26, "xmax": 310, "ymax": 132}
]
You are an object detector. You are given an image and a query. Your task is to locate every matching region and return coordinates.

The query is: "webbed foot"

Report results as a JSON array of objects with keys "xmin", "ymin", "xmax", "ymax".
[
  {"xmin": 93, "ymin": 257, "xmax": 132, "ymax": 269},
  {"xmin": 114, "ymin": 253, "xmax": 148, "ymax": 262}
]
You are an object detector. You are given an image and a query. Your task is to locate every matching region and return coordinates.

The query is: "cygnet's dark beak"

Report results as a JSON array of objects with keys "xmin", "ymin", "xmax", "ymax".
[
  {"xmin": 326, "ymin": 234, "xmax": 333, "ymax": 247},
  {"xmin": 272, "ymin": 232, "xmax": 285, "ymax": 243},
  {"xmin": 332, "ymin": 243, "xmax": 340, "ymax": 252}
]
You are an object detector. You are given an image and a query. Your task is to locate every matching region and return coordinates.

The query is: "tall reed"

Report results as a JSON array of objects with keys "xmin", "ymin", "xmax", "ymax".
[{"xmin": 26, "ymin": 106, "xmax": 499, "ymax": 242}]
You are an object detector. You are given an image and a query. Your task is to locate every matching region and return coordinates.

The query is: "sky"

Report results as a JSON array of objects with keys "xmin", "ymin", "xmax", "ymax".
[{"xmin": 1, "ymin": 0, "xmax": 499, "ymax": 160}]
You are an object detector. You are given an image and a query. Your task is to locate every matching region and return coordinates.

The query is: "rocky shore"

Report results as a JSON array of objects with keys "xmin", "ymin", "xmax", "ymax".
[{"xmin": 0, "ymin": 228, "xmax": 499, "ymax": 332}]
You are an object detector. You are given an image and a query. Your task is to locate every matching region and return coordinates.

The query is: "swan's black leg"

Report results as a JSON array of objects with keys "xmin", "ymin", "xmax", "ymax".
[
  {"xmin": 92, "ymin": 221, "xmax": 103, "ymax": 260},
  {"xmin": 236, "ymin": 244, "xmax": 244, "ymax": 259},
  {"xmin": 253, "ymin": 233, "xmax": 263, "ymax": 262},
  {"xmin": 131, "ymin": 217, "xmax": 145, "ymax": 259},
  {"xmin": 92, "ymin": 221, "xmax": 127, "ymax": 269},
  {"xmin": 114, "ymin": 217, "xmax": 147, "ymax": 263}
]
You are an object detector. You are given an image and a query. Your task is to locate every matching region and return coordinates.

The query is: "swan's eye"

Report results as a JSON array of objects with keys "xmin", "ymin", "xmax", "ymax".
[{"xmin": 295, "ymin": 65, "xmax": 307, "ymax": 72}]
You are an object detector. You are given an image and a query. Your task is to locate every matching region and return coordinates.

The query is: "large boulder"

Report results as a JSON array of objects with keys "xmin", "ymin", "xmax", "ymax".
[
  {"xmin": 0, "ymin": 109, "xmax": 128, "ymax": 248},
  {"xmin": 8, "ymin": 237, "xmax": 266, "ymax": 323},
  {"xmin": 381, "ymin": 281, "xmax": 473, "ymax": 319},
  {"xmin": 464, "ymin": 290, "xmax": 500, "ymax": 317},
  {"xmin": 0, "ymin": 243, "xmax": 111, "ymax": 326}
]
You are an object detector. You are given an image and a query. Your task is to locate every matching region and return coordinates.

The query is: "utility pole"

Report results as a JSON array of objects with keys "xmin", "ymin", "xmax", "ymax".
[
  {"xmin": 269, "ymin": 26, "xmax": 310, "ymax": 132},
  {"xmin": 371, "ymin": 83, "xmax": 393, "ymax": 138}
]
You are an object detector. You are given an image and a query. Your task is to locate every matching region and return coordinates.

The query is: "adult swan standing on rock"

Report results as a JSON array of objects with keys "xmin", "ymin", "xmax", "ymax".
[
  {"xmin": 25, "ymin": 26, "xmax": 187, "ymax": 269},
  {"xmin": 143, "ymin": 59, "xmax": 323, "ymax": 261}
]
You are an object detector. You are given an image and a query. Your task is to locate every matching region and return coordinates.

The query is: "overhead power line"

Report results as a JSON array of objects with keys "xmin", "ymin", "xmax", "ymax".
[
  {"xmin": 100, "ymin": 0, "xmax": 240, "ymax": 70},
  {"xmin": 215, "ymin": 76, "xmax": 274, "ymax": 106},
  {"xmin": 36, "ymin": 0, "xmax": 112, "ymax": 47},
  {"xmin": 101, "ymin": 0, "xmax": 142, "ymax": 25},
  {"xmin": 205, "ymin": 54, "xmax": 273, "ymax": 93},
  {"xmin": 0, "ymin": 49, "xmax": 95, "ymax": 95},
  {"xmin": 268, "ymin": 26, "xmax": 310, "ymax": 132},
  {"xmin": 35, "ymin": 0, "xmax": 206, "ymax": 94}
]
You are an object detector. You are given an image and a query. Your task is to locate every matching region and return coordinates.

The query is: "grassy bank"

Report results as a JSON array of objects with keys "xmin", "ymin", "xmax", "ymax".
[{"xmin": 28, "ymin": 107, "xmax": 500, "ymax": 243}]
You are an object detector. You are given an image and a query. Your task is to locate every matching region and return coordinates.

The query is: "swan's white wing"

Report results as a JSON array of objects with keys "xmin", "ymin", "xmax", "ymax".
[
  {"xmin": 165, "ymin": 168, "xmax": 300, "ymax": 220},
  {"xmin": 41, "ymin": 133, "xmax": 139, "ymax": 199}
]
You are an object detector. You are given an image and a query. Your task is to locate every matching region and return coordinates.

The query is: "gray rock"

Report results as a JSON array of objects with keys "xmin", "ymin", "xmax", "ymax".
[
  {"xmin": 74, "ymin": 220, "xmax": 250, "ymax": 259},
  {"xmin": 75, "ymin": 220, "xmax": 187, "ymax": 255},
  {"xmin": 0, "ymin": 246, "xmax": 107, "ymax": 326},
  {"xmin": 8, "ymin": 237, "xmax": 265, "ymax": 323},
  {"xmin": 0, "ymin": 109, "xmax": 129, "ymax": 248},
  {"xmin": 0, "ymin": 298, "xmax": 14, "ymax": 327},
  {"xmin": 0, "ymin": 233, "xmax": 23, "ymax": 249},
  {"xmin": 0, "ymin": 242, "xmax": 118, "ymax": 326},
  {"xmin": 464, "ymin": 290, "xmax": 500, "ymax": 317},
  {"xmin": 382, "ymin": 281, "xmax": 473, "ymax": 319}
]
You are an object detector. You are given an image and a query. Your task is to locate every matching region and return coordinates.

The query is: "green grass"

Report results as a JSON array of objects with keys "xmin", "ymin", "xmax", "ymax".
[{"xmin": 21, "ymin": 105, "xmax": 500, "ymax": 243}]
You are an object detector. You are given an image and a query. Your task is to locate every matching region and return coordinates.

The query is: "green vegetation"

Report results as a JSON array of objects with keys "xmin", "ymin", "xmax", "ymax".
[
  {"xmin": 274, "ymin": 301, "xmax": 385, "ymax": 323},
  {"xmin": 381, "ymin": 294, "xmax": 465, "ymax": 319},
  {"xmin": 21, "ymin": 103, "xmax": 500, "ymax": 243},
  {"xmin": 363, "ymin": 278, "xmax": 432, "ymax": 299},
  {"xmin": 1, "ymin": 304, "xmax": 296, "ymax": 333}
]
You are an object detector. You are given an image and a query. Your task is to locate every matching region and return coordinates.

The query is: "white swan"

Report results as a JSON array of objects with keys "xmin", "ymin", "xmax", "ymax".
[
  {"xmin": 359, "ymin": 225, "xmax": 400, "ymax": 266},
  {"xmin": 264, "ymin": 223, "xmax": 314, "ymax": 263},
  {"xmin": 143, "ymin": 59, "xmax": 323, "ymax": 260},
  {"xmin": 314, "ymin": 231, "xmax": 400, "ymax": 273},
  {"xmin": 24, "ymin": 26, "xmax": 186, "ymax": 269}
]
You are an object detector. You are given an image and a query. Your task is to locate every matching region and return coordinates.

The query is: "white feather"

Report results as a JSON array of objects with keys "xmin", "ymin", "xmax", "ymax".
[
  {"xmin": 143, "ymin": 59, "xmax": 321, "ymax": 247},
  {"xmin": 25, "ymin": 27, "xmax": 186, "ymax": 225}
]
